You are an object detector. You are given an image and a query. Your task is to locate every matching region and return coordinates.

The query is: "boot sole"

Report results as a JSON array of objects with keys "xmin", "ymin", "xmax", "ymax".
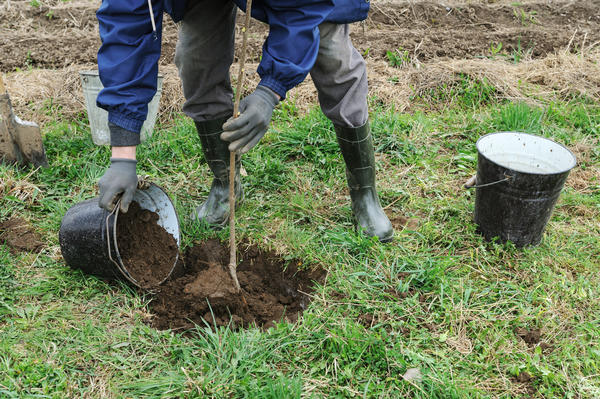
[{"xmin": 354, "ymin": 220, "xmax": 394, "ymax": 243}]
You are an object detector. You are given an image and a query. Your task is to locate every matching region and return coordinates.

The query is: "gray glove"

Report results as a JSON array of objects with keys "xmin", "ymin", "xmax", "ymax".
[
  {"xmin": 98, "ymin": 158, "xmax": 138, "ymax": 213},
  {"xmin": 221, "ymin": 85, "xmax": 279, "ymax": 153}
]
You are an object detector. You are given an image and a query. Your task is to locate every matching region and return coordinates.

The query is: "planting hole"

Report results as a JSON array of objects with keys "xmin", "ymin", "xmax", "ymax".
[{"xmin": 148, "ymin": 240, "xmax": 325, "ymax": 331}]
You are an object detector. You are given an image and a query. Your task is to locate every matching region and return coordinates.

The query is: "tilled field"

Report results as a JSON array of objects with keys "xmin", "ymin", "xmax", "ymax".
[
  {"xmin": 1, "ymin": 0, "xmax": 599, "ymax": 127},
  {"xmin": 1, "ymin": 0, "xmax": 599, "ymax": 71}
]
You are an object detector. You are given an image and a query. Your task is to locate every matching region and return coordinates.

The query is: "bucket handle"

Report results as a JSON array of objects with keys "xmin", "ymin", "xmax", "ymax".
[{"xmin": 464, "ymin": 174, "xmax": 513, "ymax": 189}]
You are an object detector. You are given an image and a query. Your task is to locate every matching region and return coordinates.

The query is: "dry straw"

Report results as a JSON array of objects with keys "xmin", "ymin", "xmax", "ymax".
[{"xmin": 3, "ymin": 48, "xmax": 599, "ymax": 129}]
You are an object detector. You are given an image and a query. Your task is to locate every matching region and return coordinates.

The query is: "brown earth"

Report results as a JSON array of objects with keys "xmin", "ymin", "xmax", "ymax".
[
  {"xmin": 390, "ymin": 214, "xmax": 421, "ymax": 231},
  {"xmin": 361, "ymin": 1, "xmax": 600, "ymax": 61},
  {"xmin": 0, "ymin": 217, "xmax": 44, "ymax": 254},
  {"xmin": 116, "ymin": 201, "xmax": 178, "ymax": 289},
  {"xmin": 2, "ymin": 1, "xmax": 599, "ymax": 128},
  {"xmin": 515, "ymin": 326, "xmax": 554, "ymax": 354},
  {"xmin": 515, "ymin": 326, "xmax": 541, "ymax": 345},
  {"xmin": 1, "ymin": 0, "xmax": 598, "ymax": 72},
  {"xmin": 512, "ymin": 371, "xmax": 537, "ymax": 395},
  {"xmin": 149, "ymin": 239, "xmax": 325, "ymax": 331}
]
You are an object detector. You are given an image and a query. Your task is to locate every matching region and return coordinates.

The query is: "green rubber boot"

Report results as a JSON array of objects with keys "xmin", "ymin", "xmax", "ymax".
[
  {"xmin": 194, "ymin": 117, "xmax": 243, "ymax": 227},
  {"xmin": 335, "ymin": 122, "xmax": 394, "ymax": 242}
]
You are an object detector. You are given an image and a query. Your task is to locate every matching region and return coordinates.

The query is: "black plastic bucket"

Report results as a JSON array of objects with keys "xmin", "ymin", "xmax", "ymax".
[
  {"xmin": 471, "ymin": 132, "xmax": 576, "ymax": 247},
  {"xmin": 59, "ymin": 183, "xmax": 180, "ymax": 287}
]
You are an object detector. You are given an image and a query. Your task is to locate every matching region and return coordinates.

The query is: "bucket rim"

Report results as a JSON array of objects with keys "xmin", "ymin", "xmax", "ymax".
[{"xmin": 476, "ymin": 131, "xmax": 577, "ymax": 176}]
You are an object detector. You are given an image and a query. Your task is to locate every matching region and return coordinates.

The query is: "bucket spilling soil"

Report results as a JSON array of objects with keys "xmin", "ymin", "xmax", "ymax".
[
  {"xmin": 149, "ymin": 240, "xmax": 325, "ymax": 331},
  {"xmin": 116, "ymin": 201, "xmax": 178, "ymax": 289},
  {"xmin": 0, "ymin": 217, "xmax": 44, "ymax": 254}
]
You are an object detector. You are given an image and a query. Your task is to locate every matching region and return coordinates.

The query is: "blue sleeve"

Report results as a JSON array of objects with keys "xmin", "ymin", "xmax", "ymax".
[
  {"xmin": 96, "ymin": 0, "xmax": 164, "ymax": 136},
  {"xmin": 252, "ymin": 0, "xmax": 335, "ymax": 100}
]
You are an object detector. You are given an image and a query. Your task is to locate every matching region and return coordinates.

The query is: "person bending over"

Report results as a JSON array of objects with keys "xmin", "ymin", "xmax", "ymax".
[{"xmin": 96, "ymin": 0, "xmax": 393, "ymax": 242}]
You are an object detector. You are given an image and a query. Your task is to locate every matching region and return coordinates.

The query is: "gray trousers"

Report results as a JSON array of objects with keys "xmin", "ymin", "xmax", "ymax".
[{"xmin": 174, "ymin": 0, "xmax": 368, "ymax": 128}]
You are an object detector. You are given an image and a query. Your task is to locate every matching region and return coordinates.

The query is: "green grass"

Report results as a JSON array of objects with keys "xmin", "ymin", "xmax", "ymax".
[
  {"xmin": 0, "ymin": 97, "xmax": 599, "ymax": 397},
  {"xmin": 414, "ymin": 74, "xmax": 500, "ymax": 111},
  {"xmin": 386, "ymin": 48, "xmax": 411, "ymax": 68}
]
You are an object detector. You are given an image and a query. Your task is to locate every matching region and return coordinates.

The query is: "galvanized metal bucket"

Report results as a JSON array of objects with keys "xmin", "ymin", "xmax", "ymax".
[
  {"xmin": 470, "ymin": 132, "xmax": 576, "ymax": 247},
  {"xmin": 79, "ymin": 70, "xmax": 163, "ymax": 146}
]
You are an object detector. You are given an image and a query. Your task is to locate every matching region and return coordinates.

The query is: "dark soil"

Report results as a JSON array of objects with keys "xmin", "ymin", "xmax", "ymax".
[
  {"xmin": 0, "ymin": 217, "xmax": 44, "ymax": 254},
  {"xmin": 358, "ymin": 313, "xmax": 375, "ymax": 328},
  {"xmin": 385, "ymin": 287, "xmax": 412, "ymax": 300},
  {"xmin": 2, "ymin": 0, "xmax": 600, "ymax": 72},
  {"xmin": 515, "ymin": 327, "xmax": 541, "ymax": 346},
  {"xmin": 512, "ymin": 371, "xmax": 537, "ymax": 395},
  {"xmin": 358, "ymin": 1, "xmax": 600, "ymax": 62},
  {"xmin": 515, "ymin": 326, "xmax": 554, "ymax": 354},
  {"xmin": 516, "ymin": 372, "xmax": 532, "ymax": 383},
  {"xmin": 116, "ymin": 202, "xmax": 178, "ymax": 289},
  {"xmin": 149, "ymin": 239, "xmax": 325, "ymax": 331}
]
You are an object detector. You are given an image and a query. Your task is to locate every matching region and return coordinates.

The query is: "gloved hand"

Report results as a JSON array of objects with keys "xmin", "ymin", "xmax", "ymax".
[
  {"xmin": 221, "ymin": 85, "xmax": 279, "ymax": 154},
  {"xmin": 98, "ymin": 158, "xmax": 138, "ymax": 213}
]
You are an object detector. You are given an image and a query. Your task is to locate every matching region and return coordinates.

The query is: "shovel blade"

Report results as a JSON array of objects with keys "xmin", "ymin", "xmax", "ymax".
[
  {"xmin": 0, "ymin": 92, "xmax": 48, "ymax": 168},
  {"xmin": 13, "ymin": 116, "xmax": 48, "ymax": 168},
  {"xmin": 0, "ymin": 119, "xmax": 21, "ymax": 164}
]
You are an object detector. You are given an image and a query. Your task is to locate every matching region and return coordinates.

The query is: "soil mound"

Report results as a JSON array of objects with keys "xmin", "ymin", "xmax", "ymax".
[
  {"xmin": 149, "ymin": 240, "xmax": 325, "ymax": 331},
  {"xmin": 0, "ymin": 217, "xmax": 44, "ymax": 254},
  {"xmin": 117, "ymin": 202, "xmax": 178, "ymax": 289}
]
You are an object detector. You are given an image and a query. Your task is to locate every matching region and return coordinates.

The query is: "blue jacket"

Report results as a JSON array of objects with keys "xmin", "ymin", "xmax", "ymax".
[{"xmin": 96, "ymin": 0, "xmax": 370, "ymax": 136}]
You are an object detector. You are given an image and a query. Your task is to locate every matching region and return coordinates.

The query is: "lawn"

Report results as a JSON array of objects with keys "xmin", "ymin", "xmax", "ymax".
[{"xmin": 1, "ymin": 90, "xmax": 599, "ymax": 397}]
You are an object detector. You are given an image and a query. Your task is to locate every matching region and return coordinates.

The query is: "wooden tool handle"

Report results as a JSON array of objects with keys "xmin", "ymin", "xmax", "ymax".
[{"xmin": 0, "ymin": 74, "xmax": 5, "ymax": 94}]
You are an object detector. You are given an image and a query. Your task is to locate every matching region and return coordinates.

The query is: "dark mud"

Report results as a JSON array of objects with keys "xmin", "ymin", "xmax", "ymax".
[
  {"xmin": 149, "ymin": 239, "xmax": 325, "ymax": 331},
  {"xmin": 2, "ymin": 1, "xmax": 599, "ymax": 72},
  {"xmin": 515, "ymin": 326, "xmax": 554, "ymax": 353},
  {"xmin": 0, "ymin": 217, "xmax": 44, "ymax": 254}
]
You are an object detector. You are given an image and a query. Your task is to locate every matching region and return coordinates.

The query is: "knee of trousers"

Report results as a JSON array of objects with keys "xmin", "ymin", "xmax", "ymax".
[{"xmin": 312, "ymin": 57, "xmax": 369, "ymax": 128}]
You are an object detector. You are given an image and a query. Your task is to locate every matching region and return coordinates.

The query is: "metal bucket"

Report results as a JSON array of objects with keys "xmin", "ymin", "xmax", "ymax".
[
  {"xmin": 471, "ymin": 132, "xmax": 576, "ymax": 247},
  {"xmin": 80, "ymin": 70, "xmax": 163, "ymax": 146},
  {"xmin": 58, "ymin": 183, "xmax": 180, "ymax": 288}
]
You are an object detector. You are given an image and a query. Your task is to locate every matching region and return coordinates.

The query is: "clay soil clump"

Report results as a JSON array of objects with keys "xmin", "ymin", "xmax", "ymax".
[
  {"xmin": 116, "ymin": 202, "xmax": 178, "ymax": 289},
  {"xmin": 149, "ymin": 240, "xmax": 325, "ymax": 331},
  {"xmin": 0, "ymin": 217, "xmax": 44, "ymax": 254}
]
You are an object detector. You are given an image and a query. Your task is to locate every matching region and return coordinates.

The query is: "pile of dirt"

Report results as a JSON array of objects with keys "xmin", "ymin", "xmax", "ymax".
[
  {"xmin": 116, "ymin": 202, "xmax": 178, "ymax": 289},
  {"xmin": 149, "ymin": 240, "xmax": 325, "ymax": 331},
  {"xmin": 0, "ymin": 217, "xmax": 44, "ymax": 254},
  {"xmin": 515, "ymin": 327, "xmax": 541, "ymax": 345},
  {"xmin": 515, "ymin": 326, "xmax": 554, "ymax": 353}
]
